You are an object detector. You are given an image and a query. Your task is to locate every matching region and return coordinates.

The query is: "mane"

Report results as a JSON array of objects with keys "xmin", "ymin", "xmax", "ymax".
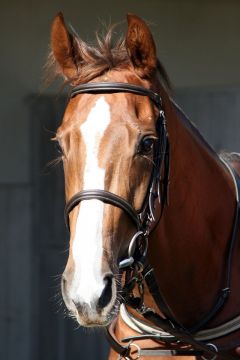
[{"xmin": 44, "ymin": 23, "xmax": 172, "ymax": 91}]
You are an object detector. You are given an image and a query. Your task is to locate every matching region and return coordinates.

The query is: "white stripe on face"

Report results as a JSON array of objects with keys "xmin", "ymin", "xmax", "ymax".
[{"xmin": 71, "ymin": 97, "xmax": 111, "ymax": 305}]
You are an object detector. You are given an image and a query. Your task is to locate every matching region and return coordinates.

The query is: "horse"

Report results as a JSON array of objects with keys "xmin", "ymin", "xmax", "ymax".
[{"xmin": 48, "ymin": 12, "xmax": 240, "ymax": 359}]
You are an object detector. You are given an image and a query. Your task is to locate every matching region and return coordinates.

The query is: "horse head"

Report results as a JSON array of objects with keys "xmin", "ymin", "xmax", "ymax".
[{"xmin": 50, "ymin": 13, "xmax": 167, "ymax": 327}]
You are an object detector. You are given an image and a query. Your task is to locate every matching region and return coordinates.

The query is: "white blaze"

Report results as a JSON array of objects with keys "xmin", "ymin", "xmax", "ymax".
[{"xmin": 71, "ymin": 97, "xmax": 110, "ymax": 305}]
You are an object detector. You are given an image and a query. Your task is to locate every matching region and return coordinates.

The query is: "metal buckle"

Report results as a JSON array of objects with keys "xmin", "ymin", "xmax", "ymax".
[
  {"xmin": 128, "ymin": 231, "xmax": 144, "ymax": 258},
  {"xmin": 201, "ymin": 343, "xmax": 218, "ymax": 360},
  {"xmin": 119, "ymin": 231, "xmax": 147, "ymax": 269},
  {"xmin": 119, "ymin": 257, "xmax": 135, "ymax": 269},
  {"xmin": 128, "ymin": 343, "xmax": 141, "ymax": 359},
  {"xmin": 118, "ymin": 342, "xmax": 141, "ymax": 360}
]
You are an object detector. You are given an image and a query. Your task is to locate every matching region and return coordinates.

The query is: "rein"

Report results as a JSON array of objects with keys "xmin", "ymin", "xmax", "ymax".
[{"xmin": 64, "ymin": 82, "xmax": 240, "ymax": 359}]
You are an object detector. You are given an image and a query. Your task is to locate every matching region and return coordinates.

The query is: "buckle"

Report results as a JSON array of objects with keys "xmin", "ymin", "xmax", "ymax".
[{"xmin": 118, "ymin": 342, "xmax": 140, "ymax": 360}]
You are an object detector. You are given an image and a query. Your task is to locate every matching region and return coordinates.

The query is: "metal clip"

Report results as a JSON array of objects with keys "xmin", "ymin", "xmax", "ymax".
[
  {"xmin": 119, "ymin": 257, "xmax": 134, "ymax": 269},
  {"xmin": 128, "ymin": 231, "xmax": 144, "ymax": 258},
  {"xmin": 128, "ymin": 343, "xmax": 141, "ymax": 359},
  {"xmin": 118, "ymin": 356, "xmax": 131, "ymax": 360},
  {"xmin": 201, "ymin": 343, "xmax": 218, "ymax": 360},
  {"xmin": 118, "ymin": 342, "xmax": 140, "ymax": 360},
  {"xmin": 119, "ymin": 231, "xmax": 143, "ymax": 269}
]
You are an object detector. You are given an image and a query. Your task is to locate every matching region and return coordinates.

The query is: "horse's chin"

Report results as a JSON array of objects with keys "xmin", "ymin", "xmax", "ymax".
[
  {"xmin": 76, "ymin": 316, "xmax": 112, "ymax": 328},
  {"xmin": 72, "ymin": 300, "xmax": 120, "ymax": 328}
]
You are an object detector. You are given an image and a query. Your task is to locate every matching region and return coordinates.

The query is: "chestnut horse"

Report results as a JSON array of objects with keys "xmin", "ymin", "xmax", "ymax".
[{"xmin": 48, "ymin": 12, "xmax": 240, "ymax": 359}]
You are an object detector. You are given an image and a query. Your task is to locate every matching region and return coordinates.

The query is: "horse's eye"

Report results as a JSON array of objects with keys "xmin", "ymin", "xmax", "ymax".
[{"xmin": 138, "ymin": 136, "xmax": 155, "ymax": 155}]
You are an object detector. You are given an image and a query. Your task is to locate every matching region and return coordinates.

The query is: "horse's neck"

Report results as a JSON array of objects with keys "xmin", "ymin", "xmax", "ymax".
[{"xmin": 147, "ymin": 97, "xmax": 237, "ymax": 327}]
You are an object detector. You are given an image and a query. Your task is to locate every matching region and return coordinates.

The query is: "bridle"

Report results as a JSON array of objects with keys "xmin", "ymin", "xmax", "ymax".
[
  {"xmin": 64, "ymin": 82, "xmax": 240, "ymax": 360},
  {"xmin": 65, "ymin": 82, "xmax": 170, "ymax": 270}
]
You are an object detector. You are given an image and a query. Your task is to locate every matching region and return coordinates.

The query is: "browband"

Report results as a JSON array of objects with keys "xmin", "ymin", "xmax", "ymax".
[{"xmin": 70, "ymin": 82, "xmax": 162, "ymax": 109}]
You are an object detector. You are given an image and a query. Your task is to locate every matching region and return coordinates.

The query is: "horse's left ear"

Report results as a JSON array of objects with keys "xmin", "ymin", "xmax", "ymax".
[{"xmin": 126, "ymin": 14, "xmax": 157, "ymax": 78}]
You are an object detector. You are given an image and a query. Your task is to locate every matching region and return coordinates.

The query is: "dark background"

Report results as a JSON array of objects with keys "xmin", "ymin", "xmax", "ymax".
[{"xmin": 1, "ymin": 1, "xmax": 240, "ymax": 359}]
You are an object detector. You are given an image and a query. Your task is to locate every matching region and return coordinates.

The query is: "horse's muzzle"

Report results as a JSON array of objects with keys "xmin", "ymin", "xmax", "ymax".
[{"xmin": 61, "ymin": 272, "xmax": 116, "ymax": 326}]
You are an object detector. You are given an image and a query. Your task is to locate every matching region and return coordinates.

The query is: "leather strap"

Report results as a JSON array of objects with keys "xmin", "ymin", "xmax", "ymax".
[
  {"xmin": 105, "ymin": 318, "xmax": 130, "ymax": 358},
  {"xmin": 109, "ymin": 158, "xmax": 240, "ymax": 359},
  {"xmin": 142, "ymin": 309, "xmax": 238, "ymax": 360},
  {"xmin": 120, "ymin": 303, "xmax": 240, "ymax": 342},
  {"xmin": 65, "ymin": 189, "xmax": 141, "ymax": 230},
  {"xmin": 65, "ymin": 82, "xmax": 170, "ymax": 263},
  {"xmin": 70, "ymin": 82, "xmax": 162, "ymax": 108},
  {"xmin": 142, "ymin": 158, "xmax": 240, "ymax": 335},
  {"xmin": 138, "ymin": 348, "xmax": 202, "ymax": 356},
  {"xmin": 189, "ymin": 158, "xmax": 240, "ymax": 333},
  {"xmin": 106, "ymin": 318, "xmax": 202, "ymax": 358}
]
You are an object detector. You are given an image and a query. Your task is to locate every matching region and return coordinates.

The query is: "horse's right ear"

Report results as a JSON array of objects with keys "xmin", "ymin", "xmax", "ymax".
[
  {"xmin": 126, "ymin": 14, "xmax": 157, "ymax": 78},
  {"xmin": 51, "ymin": 12, "xmax": 79, "ymax": 79}
]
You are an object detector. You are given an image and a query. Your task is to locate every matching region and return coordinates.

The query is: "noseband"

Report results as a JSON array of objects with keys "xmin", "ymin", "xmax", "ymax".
[{"xmin": 64, "ymin": 82, "xmax": 170, "ymax": 268}]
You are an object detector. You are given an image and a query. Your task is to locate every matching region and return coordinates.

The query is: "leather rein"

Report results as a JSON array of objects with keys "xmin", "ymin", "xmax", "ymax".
[{"xmin": 64, "ymin": 82, "xmax": 240, "ymax": 359}]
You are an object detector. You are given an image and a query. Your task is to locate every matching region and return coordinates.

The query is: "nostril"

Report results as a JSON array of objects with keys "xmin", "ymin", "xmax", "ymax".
[
  {"xmin": 97, "ymin": 274, "xmax": 113, "ymax": 310},
  {"xmin": 72, "ymin": 300, "xmax": 84, "ymax": 313}
]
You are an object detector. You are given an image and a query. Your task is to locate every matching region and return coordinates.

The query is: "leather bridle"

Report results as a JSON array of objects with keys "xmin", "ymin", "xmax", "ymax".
[
  {"xmin": 65, "ymin": 82, "xmax": 170, "ymax": 269},
  {"xmin": 64, "ymin": 82, "xmax": 240, "ymax": 360}
]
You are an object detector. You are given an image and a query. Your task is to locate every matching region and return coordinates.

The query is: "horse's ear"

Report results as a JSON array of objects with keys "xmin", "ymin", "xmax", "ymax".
[
  {"xmin": 126, "ymin": 14, "xmax": 157, "ymax": 78},
  {"xmin": 51, "ymin": 12, "xmax": 79, "ymax": 79}
]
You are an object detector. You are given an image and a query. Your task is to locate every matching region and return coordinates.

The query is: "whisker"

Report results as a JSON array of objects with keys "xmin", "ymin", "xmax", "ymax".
[
  {"xmin": 43, "ymin": 125, "xmax": 57, "ymax": 137},
  {"xmin": 46, "ymin": 156, "xmax": 63, "ymax": 169}
]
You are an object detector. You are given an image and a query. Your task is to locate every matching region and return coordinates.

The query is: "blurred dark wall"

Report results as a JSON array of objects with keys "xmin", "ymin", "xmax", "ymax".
[{"xmin": 1, "ymin": 1, "xmax": 240, "ymax": 359}]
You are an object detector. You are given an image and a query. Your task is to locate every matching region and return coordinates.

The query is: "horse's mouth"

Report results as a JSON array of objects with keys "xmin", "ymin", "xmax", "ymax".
[
  {"xmin": 71, "ymin": 300, "xmax": 120, "ymax": 328},
  {"xmin": 61, "ymin": 270, "xmax": 122, "ymax": 327}
]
